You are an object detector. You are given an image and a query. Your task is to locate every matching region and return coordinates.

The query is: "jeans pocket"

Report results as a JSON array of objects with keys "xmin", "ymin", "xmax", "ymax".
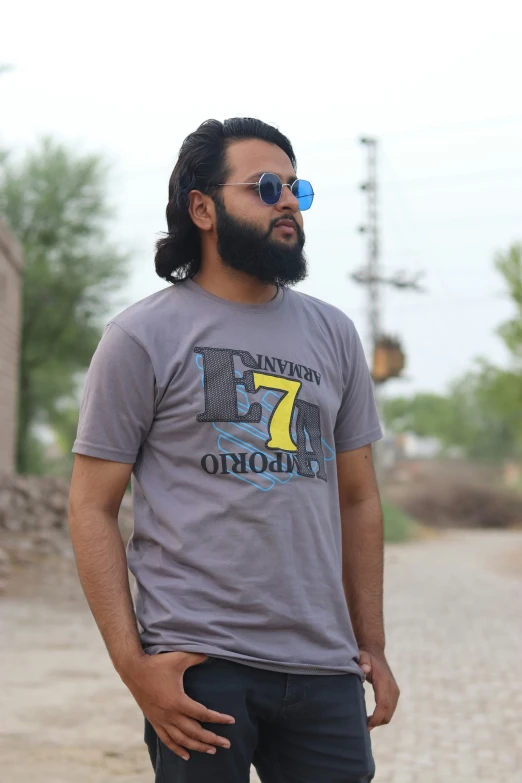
[{"xmin": 186, "ymin": 655, "xmax": 216, "ymax": 671}]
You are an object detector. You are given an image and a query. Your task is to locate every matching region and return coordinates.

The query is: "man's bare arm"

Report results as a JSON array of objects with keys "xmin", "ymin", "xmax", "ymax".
[
  {"xmin": 68, "ymin": 454, "xmax": 235, "ymax": 760},
  {"xmin": 336, "ymin": 445, "xmax": 384, "ymax": 652},
  {"xmin": 337, "ymin": 444, "xmax": 399, "ymax": 729},
  {"xmin": 68, "ymin": 454, "xmax": 143, "ymax": 672}
]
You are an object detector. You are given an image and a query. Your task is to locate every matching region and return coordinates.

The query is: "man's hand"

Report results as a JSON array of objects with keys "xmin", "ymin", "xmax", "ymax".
[
  {"xmin": 120, "ymin": 651, "xmax": 235, "ymax": 761},
  {"xmin": 359, "ymin": 648, "xmax": 400, "ymax": 731}
]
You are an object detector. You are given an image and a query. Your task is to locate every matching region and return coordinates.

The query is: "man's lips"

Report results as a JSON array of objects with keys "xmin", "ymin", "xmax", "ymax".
[{"xmin": 274, "ymin": 219, "xmax": 297, "ymax": 235}]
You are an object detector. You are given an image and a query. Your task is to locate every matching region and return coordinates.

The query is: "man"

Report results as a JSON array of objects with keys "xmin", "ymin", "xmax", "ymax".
[{"xmin": 69, "ymin": 117, "xmax": 399, "ymax": 783}]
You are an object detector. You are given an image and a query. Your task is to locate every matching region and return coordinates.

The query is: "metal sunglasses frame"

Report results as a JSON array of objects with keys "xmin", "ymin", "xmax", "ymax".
[{"xmin": 217, "ymin": 172, "xmax": 314, "ymax": 208}]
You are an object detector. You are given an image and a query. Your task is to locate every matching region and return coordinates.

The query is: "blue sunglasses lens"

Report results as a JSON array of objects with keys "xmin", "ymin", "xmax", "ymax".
[
  {"xmin": 292, "ymin": 179, "xmax": 314, "ymax": 211},
  {"xmin": 259, "ymin": 173, "xmax": 282, "ymax": 205}
]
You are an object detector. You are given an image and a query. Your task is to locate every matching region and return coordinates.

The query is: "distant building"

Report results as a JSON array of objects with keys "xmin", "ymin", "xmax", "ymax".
[
  {"xmin": 0, "ymin": 217, "xmax": 23, "ymax": 474},
  {"xmin": 381, "ymin": 430, "xmax": 445, "ymax": 471},
  {"xmin": 398, "ymin": 432, "xmax": 443, "ymax": 460}
]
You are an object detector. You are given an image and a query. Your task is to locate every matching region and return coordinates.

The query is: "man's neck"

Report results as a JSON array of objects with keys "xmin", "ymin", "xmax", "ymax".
[{"xmin": 193, "ymin": 263, "xmax": 278, "ymax": 305}]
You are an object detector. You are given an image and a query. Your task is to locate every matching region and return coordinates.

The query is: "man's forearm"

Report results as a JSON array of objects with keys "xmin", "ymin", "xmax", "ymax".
[
  {"xmin": 68, "ymin": 508, "xmax": 144, "ymax": 675},
  {"xmin": 341, "ymin": 494, "xmax": 385, "ymax": 651}
]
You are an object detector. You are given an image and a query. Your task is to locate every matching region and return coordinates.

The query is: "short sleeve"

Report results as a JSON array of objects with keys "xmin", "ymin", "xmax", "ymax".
[
  {"xmin": 334, "ymin": 321, "xmax": 383, "ymax": 452},
  {"xmin": 72, "ymin": 321, "xmax": 156, "ymax": 464}
]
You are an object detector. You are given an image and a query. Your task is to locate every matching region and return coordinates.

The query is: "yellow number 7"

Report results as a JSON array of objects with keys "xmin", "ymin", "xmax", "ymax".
[{"xmin": 251, "ymin": 373, "xmax": 302, "ymax": 452}]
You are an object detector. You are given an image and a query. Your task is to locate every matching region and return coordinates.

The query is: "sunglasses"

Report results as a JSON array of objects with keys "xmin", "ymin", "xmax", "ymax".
[{"xmin": 218, "ymin": 172, "xmax": 314, "ymax": 211}]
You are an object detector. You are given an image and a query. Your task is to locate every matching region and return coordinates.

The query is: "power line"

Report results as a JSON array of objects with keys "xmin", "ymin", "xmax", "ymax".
[
  {"xmin": 385, "ymin": 212, "xmax": 521, "ymax": 227},
  {"xmin": 380, "ymin": 113, "xmax": 522, "ymax": 139},
  {"xmin": 115, "ymin": 161, "xmax": 522, "ymax": 187},
  {"xmin": 380, "ymin": 166, "xmax": 522, "ymax": 187},
  {"xmin": 300, "ymin": 114, "xmax": 522, "ymax": 149}
]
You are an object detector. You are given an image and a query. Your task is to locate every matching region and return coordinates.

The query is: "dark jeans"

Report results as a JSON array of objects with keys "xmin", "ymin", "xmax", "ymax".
[{"xmin": 144, "ymin": 657, "xmax": 375, "ymax": 783}]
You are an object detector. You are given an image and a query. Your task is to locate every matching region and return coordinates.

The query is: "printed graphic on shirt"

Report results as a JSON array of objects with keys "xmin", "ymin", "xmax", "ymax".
[{"xmin": 194, "ymin": 346, "xmax": 335, "ymax": 490}]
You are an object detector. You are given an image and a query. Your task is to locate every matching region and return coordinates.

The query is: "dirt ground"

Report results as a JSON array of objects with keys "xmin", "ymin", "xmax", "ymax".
[
  {"xmin": 1, "ymin": 530, "xmax": 522, "ymax": 782},
  {"xmin": 0, "ymin": 556, "xmax": 152, "ymax": 783}
]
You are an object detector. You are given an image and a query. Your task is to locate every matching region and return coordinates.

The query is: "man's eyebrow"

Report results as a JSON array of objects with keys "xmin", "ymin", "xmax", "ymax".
[{"xmin": 244, "ymin": 171, "xmax": 297, "ymax": 184}]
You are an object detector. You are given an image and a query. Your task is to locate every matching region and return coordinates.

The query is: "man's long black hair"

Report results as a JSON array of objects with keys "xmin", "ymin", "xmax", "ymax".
[{"xmin": 154, "ymin": 118, "xmax": 296, "ymax": 284}]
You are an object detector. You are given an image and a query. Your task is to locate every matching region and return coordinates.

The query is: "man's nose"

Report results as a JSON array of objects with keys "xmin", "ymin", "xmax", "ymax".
[{"xmin": 276, "ymin": 184, "xmax": 299, "ymax": 213}]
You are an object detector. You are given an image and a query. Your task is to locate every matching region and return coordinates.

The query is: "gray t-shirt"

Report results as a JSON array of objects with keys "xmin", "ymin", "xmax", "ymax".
[{"xmin": 73, "ymin": 278, "xmax": 382, "ymax": 677}]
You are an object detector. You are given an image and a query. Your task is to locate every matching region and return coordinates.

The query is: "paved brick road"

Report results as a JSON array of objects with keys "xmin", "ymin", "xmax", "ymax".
[
  {"xmin": 1, "ymin": 530, "xmax": 521, "ymax": 782},
  {"xmin": 361, "ymin": 529, "xmax": 522, "ymax": 783},
  {"xmin": 252, "ymin": 529, "xmax": 522, "ymax": 782}
]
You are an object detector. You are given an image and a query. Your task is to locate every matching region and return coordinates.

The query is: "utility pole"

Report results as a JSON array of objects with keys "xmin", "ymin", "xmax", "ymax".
[{"xmin": 354, "ymin": 136, "xmax": 423, "ymax": 476}]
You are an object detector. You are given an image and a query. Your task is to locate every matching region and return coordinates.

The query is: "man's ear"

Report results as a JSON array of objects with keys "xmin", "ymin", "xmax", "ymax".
[{"xmin": 188, "ymin": 190, "xmax": 215, "ymax": 232}]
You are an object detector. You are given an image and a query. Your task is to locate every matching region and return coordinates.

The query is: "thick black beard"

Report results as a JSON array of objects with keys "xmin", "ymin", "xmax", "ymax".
[{"xmin": 214, "ymin": 197, "xmax": 308, "ymax": 286}]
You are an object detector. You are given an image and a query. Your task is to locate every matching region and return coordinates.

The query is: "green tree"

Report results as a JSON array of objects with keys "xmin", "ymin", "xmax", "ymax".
[
  {"xmin": 495, "ymin": 243, "xmax": 522, "ymax": 365},
  {"xmin": 0, "ymin": 137, "xmax": 128, "ymax": 474},
  {"xmin": 384, "ymin": 243, "xmax": 522, "ymax": 463},
  {"xmin": 382, "ymin": 393, "xmax": 454, "ymax": 440},
  {"xmin": 448, "ymin": 362, "xmax": 522, "ymax": 461},
  {"xmin": 383, "ymin": 368, "xmax": 522, "ymax": 462}
]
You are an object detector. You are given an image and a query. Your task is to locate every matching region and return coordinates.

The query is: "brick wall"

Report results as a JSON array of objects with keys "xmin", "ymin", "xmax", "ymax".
[{"xmin": 0, "ymin": 218, "xmax": 23, "ymax": 475}]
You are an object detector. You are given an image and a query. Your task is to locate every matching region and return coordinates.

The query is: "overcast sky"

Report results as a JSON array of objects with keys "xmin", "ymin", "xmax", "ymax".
[{"xmin": 2, "ymin": 0, "xmax": 521, "ymax": 397}]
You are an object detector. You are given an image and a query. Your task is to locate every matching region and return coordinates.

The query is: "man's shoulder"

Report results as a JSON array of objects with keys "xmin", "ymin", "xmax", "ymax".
[
  {"xmin": 285, "ymin": 287, "xmax": 357, "ymax": 334},
  {"xmin": 108, "ymin": 283, "xmax": 186, "ymax": 347}
]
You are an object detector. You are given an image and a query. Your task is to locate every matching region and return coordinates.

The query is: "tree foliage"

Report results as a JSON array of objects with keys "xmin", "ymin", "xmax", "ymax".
[
  {"xmin": 384, "ymin": 243, "xmax": 522, "ymax": 463},
  {"xmin": 0, "ymin": 138, "xmax": 128, "ymax": 474},
  {"xmin": 495, "ymin": 243, "xmax": 522, "ymax": 366}
]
